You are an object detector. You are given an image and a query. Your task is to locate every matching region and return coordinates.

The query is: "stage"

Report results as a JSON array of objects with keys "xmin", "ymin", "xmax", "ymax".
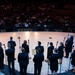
[{"xmin": 0, "ymin": 32, "xmax": 75, "ymax": 75}]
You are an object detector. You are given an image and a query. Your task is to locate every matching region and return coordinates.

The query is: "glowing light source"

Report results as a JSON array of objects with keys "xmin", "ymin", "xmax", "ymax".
[
  {"xmin": 25, "ymin": 32, "xmax": 30, "ymax": 38},
  {"xmin": 34, "ymin": 32, "xmax": 38, "ymax": 40},
  {"xmin": 34, "ymin": 32, "xmax": 38, "ymax": 36},
  {"xmin": 13, "ymin": 33, "xmax": 16, "ymax": 36}
]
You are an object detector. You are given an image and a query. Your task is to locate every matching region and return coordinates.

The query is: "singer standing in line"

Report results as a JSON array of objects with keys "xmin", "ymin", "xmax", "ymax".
[
  {"xmin": 58, "ymin": 42, "xmax": 64, "ymax": 62},
  {"xmin": 5, "ymin": 43, "xmax": 15, "ymax": 75},
  {"xmin": 49, "ymin": 48, "xmax": 59, "ymax": 75},
  {"xmin": 22, "ymin": 40, "xmax": 29, "ymax": 54},
  {"xmin": 8, "ymin": 37, "xmax": 16, "ymax": 59},
  {"xmin": 18, "ymin": 48, "xmax": 29, "ymax": 75},
  {"xmin": 47, "ymin": 42, "xmax": 54, "ymax": 59},
  {"xmin": 33, "ymin": 48, "xmax": 44, "ymax": 75},
  {"xmin": 0, "ymin": 42, "xmax": 4, "ymax": 69},
  {"xmin": 35, "ymin": 41, "xmax": 44, "ymax": 54},
  {"xmin": 65, "ymin": 34, "xmax": 74, "ymax": 58},
  {"xmin": 65, "ymin": 36, "xmax": 70, "ymax": 58},
  {"xmin": 58, "ymin": 42, "xmax": 64, "ymax": 73},
  {"xmin": 70, "ymin": 50, "xmax": 75, "ymax": 73},
  {"xmin": 69, "ymin": 34, "xmax": 74, "ymax": 53}
]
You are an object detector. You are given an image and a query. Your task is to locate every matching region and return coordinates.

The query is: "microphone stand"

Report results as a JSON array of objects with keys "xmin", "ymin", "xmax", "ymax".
[
  {"xmin": 28, "ymin": 39, "xmax": 29, "ymax": 46},
  {"xmin": 28, "ymin": 39, "xmax": 31, "ymax": 59},
  {"xmin": 56, "ymin": 41, "xmax": 61, "ymax": 73},
  {"xmin": 18, "ymin": 37, "xmax": 21, "ymax": 53},
  {"xmin": 56, "ymin": 41, "xmax": 58, "ymax": 49},
  {"xmin": 3, "ymin": 44, "xmax": 7, "ymax": 65}
]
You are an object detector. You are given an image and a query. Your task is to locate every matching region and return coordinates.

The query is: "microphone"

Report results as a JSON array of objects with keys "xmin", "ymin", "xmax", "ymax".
[
  {"xmin": 3, "ymin": 44, "xmax": 6, "ymax": 49},
  {"xmin": 28, "ymin": 39, "xmax": 29, "ymax": 45},
  {"xmin": 64, "ymin": 37, "xmax": 66, "ymax": 39},
  {"xmin": 47, "ymin": 42, "xmax": 49, "ymax": 47},
  {"xmin": 28, "ymin": 39, "xmax": 29, "ymax": 42},
  {"xmin": 3, "ymin": 44, "xmax": 5, "ymax": 46},
  {"xmin": 49, "ymin": 37, "xmax": 52, "ymax": 39},
  {"xmin": 48, "ymin": 42, "xmax": 49, "ymax": 44},
  {"xmin": 18, "ymin": 37, "xmax": 21, "ymax": 39},
  {"xmin": 57, "ymin": 41, "xmax": 58, "ymax": 44},
  {"xmin": 56, "ymin": 41, "xmax": 58, "ymax": 48},
  {"xmin": 18, "ymin": 37, "xmax": 21, "ymax": 50}
]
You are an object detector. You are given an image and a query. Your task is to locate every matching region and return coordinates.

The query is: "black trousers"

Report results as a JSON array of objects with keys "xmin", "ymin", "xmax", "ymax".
[
  {"xmin": 8, "ymin": 61, "xmax": 15, "ymax": 75},
  {"xmin": 34, "ymin": 64, "xmax": 42, "ymax": 75},
  {"xmin": 0, "ymin": 58, "xmax": 4, "ymax": 69},
  {"xmin": 65, "ymin": 50, "xmax": 69, "ymax": 58},
  {"xmin": 20, "ymin": 64, "xmax": 27, "ymax": 75}
]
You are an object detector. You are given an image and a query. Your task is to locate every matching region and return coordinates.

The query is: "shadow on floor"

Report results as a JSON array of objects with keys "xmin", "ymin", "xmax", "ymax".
[{"xmin": 1, "ymin": 65, "xmax": 75, "ymax": 75}]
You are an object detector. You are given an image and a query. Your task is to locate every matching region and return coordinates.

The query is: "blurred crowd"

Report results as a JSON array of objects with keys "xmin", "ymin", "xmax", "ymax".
[{"xmin": 0, "ymin": 3, "xmax": 75, "ymax": 32}]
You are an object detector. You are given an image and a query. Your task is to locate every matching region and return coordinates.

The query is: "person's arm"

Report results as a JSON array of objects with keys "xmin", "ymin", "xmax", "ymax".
[
  {"xmin": 2, "ymin": 47, "xmax": 4, "ymax": 58},
  {"xmin": 49, "ymin": 54, "xmax": 52, "ymax": 60},
  {"xmin": 33, "ymin": 55, "xmax": 36, "ymax": 62},
  {"xmin": 70, "ymin": 53, "xmax": 73, "ymax": 59},
  {"xmin": 58, "ymin": 46, "xmax": 60, "ymax": 53},
  {"xmin": 28, "ymin": 45, "xmax": 29, "ymax": 53},
  {"xmin": 22, "ymin": 44, "xmax": 23, "ymax": 47},
  {"xmin": 14, "ymin": 41, "xmax": 16, "ymax": 47},
  {"xmin": 47, "ymin": 47, "xmax": 49, "ymax": 59},
  {"xmin": 42, "ymin": 46, "xmax": 44, "ymax": 53},
  {"xmin": 18, "ymin": 54, "xmax": 20, "ymax": 63},
  {"xmin": 42, "ymin": 54, "xmax": 44, "ymax": 61},
  {"xmin": 27, "ymin": 54, "xmax": 29, "ymax": 64}
]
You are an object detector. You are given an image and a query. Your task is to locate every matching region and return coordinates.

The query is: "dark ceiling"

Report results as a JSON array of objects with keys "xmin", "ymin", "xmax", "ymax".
[{"xmin": 0, "ymin": 0, "xmax": 75, "ymax": 4}]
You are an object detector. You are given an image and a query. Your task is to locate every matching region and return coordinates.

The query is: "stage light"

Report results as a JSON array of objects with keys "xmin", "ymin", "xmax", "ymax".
[
  {"xmin": 34, "ymin": 32, "xmax": 38, "ymax": 39},
  {"xmin": 25, "ymin": 32, "xmax": 30, "ymax": 38},
  {"xmin": 13, "ymin": 33, "xmax": 16, "ymax": 36},
  {"xmin": 34, "ymin": 32, "xmax": 38, "ymax": 36}
]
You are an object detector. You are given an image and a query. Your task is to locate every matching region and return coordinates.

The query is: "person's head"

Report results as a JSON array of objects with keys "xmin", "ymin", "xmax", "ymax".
[
  {"xmin": 36, "ymin": 48, "xmax": 41, "ymax": 53},
  {"xmin": 50, "ymin": 42, "xmax": 53, "ymax": 46},
  {"xmin": 0, "ymin": 42, "xmax": 2, "ymax": 47},
  {"xmin": 60, "ymin": 42, "xmax": 63, "ymax": 46},
  {"xmin": 8, "ymin": 43, "xmax": 11, "ymax": 48},
  {"xmin": 21, "ymin": 47, "xmax": 25, "ymax": 53},
  {"xmin": 70, "ymin": 33, "xmax": 74, "ymax": 40},
  {"xmin": 67, "ymin": 35, "xmax": 70, "ymax": 40},
  {"xmin": 38, "ymin": 41, "xmax": 41, "ymax": 46},
  {"xmin": 24, "ymin": 40, "xmax": 27, "ymax": 44},
  {"xmin": 71, "ymin": 33, "xmax": 74, "ymax": 37},
  {"xmin": 53, "ymin": 48, "xmax": 58, "ymax": 53},
  {"xmin": 10, "ymin": 36, "xmax": 13, "ymax": 41}
]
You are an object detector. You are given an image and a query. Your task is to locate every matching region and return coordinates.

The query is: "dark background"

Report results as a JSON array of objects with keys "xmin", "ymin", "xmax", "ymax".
[{"xmin": 0, "ymin": 0, "xmax": 75, "ymax": 4}]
